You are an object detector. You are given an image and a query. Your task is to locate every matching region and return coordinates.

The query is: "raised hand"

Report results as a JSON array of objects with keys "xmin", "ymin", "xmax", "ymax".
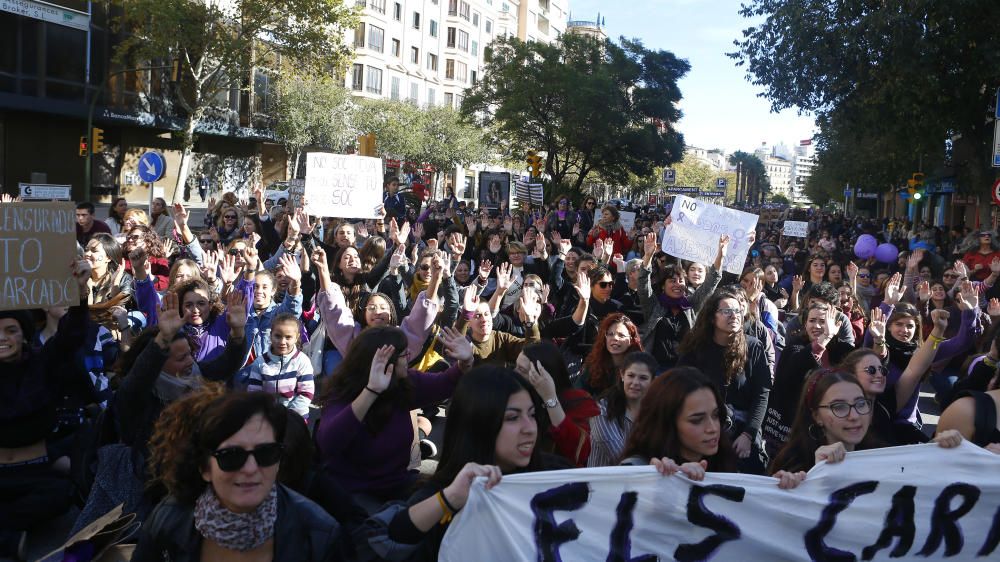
[
  {"xmin": 462, "ymin": 285, "xmax": 479, "ymax": 313},
  {"xmin": 387, "ymin": 242, "xmax": 406, "ymax": 272},
  {"xmin": 718, "ymin": 234, "xmax": 731, "ymax": 256},
  {"xmin": 603, "ymin": 238, "xmax": 615, "ymax": 260},
  {"xmin": 464, "ymin": 215, "xmax": 476, "ymax": 233},
  {"xmin": 496, "ymin": 262, "xmax": 513, "ymax": 293},
  {"xmin": 869, "ymin": 307, "xmax": 886, "ymax": 341},
  {"xmin": 439, "ymin": 326, "xmax": 474, "ymax": 366},
  {"xmin": 883, "ymin": 272, "xmax": 905, "ymax": 305},
  {"xmin": 906, "ymin": 249, "xmax": 923, "ymax": 271},
  {"xmin": 956, "ymin": 279, "xmax": 978, "ymax": 310},
  {"xmin": 987, "ymin": 298, "xmax": 1000, "ymax": 317},
  {"xmin": 218, "ymin": 253, "xmax": 239, "ymax": 285},
  {"xmin": 792, "ymin": 275, "xmax": 805, "ymax": 294},
  {"xmin": 368, "ymin": 345, "xmax": 396, "ymax": 394},
  {"xmin": 535, "ymin": 231, "xmax": 547, "ymax": 257},
  {"xmin": 592, "ymin": 238, "xmax": 606, "ymax": 262},
  {"xmin": 226, "ymin": 291, "xmax": 248, "ymax": 331},
  {"xmin": 574, "ymin": 269, "xmax": 591, "ymax": 301},
  {"xmin": 558, "ymin": 239, "xmax": 572, "ymax": 256},
  {"xmin": 503, "ymin": 215, "xmax": 513, "ymax": 234},
  {"xmin": 478, "ymin": 259, "xmax": 493, "ymax": 281},
  {"xmin": 643, "ymin": 232, "xmax": 657, "ymax": 259},
  {"xmin": 917, "ymin": 280, "xmax": 931, "ymax": 302},
  {"xmin": 488, "ymin": 236, "xmax": 502, "ymax": 255},
  {"xmin": 846, "ymin": 261, "xmax": 859, "ymax": 280},
  {"xmin": 156, "ymin": 291, "xmax": 186, "ymax": 341},
  {"xmin": 929, "ymin": 308, "xmax": 950, "ymax": 335},
  {"xmin": 520, "ymin": 286, "xmax": 542, "ymax": 322},
  {"xmin": 295, "ymin": 208, "xmax": 313, "ymax": 235},
  {"xmin": 72, "ymin": 258, "xmax": 92, "ymax": 290},
  {"xmin": 612, "ymin": 253, "xmax": 625, "ymax": 272},
  {"xmin": 172, "ymin": 203, "xmax": 189, "ymax": 226},
  {"xmin": 397, "ymin": 221, "xmax": 412, "ymax": 245},
  {"xmin": 450, "ymin": 233, "xmax": 467, "ymax": 257},
  {"xmin": 161, "ymin": 238, "xmax": 176, "ymax": 258},
  {"xmin": 201, "ymin": 250, "xmax": 219, "ymax": 283},
  {"xmin": 279, "ymin": 253, "xmax": 302, "ymax": 283}
]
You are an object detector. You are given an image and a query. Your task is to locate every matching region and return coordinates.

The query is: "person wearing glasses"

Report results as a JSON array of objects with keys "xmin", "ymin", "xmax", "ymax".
[
  {"xmin": 678, "ymin": 289, "xmax": 771, "ymax": 474},
  {"xmin": 133, "ymin": 390, "xmax": 341, "ymax": 561},
  {"xmin": 215, "ymin": 207, "xmax": 244, "ymax": 247},
  {"xmin": 768, "ymin": 369, "xmax": 962, "ymax": 474}
]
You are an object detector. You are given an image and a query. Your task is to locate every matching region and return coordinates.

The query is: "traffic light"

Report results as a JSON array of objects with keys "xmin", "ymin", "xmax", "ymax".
[
  {"xmin": 526, "ymin": 150, "xmax": 543, "ymax": 178},
  {"xmin": 78, "ymin": 136, "xmax": 88, "ymax": 157},
  {"xmin": 358, "ymin": 133, "xmax": 376, "ymax": 157},
  {"xmin": 92, "ymin": 127, "xmax": 105, "ymax": 153},
  {"xmin": 906, "ymin": 172, "xmax": 925, "ymax": 200}
]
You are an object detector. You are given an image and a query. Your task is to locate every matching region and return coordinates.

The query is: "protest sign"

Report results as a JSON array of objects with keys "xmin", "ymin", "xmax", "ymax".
[
  {"xmin": 784, "ymin": 220, "xmax": 809, "ymax": 238},
  {"xmin": 619, "ymin": 211, "xmax": 636, "ymax": 232},
  {"xmin": 0, "ymin": 202, "xmax": 79, "ymax": 310},
  {"xmin": 440, "ymin": 442, "xmax": 1000, "ymax": 562},
  {"xmin": 304, "ymin": 153, "xmax": 382, "ymax": 219},
  {"xmin": 286, "ymin": 178, "xmax": 305, "ymax": 209},
  {"xmin": 480, "ymin": 172, "xmax": 511, "ymax": 210},
  {"xmin": 664, "ymin": 195, "xmax": 758, "ymax": 275}
]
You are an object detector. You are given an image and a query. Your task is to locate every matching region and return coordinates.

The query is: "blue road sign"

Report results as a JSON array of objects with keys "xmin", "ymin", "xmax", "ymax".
[
  {"xmin": 715, "ymin": 178, "xmax": 727, "ymax": 189},
  {"xmin": 662, "ymin": 168, "xmax": 676, "ymax": 184},
  {"xmin": 137, "ymin": 151, "xmax": 166, "ymax": 183}
]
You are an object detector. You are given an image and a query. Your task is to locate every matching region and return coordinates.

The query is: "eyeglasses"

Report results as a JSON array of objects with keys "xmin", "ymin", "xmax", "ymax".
[
  {"xmin": 585, "ymin": 201, "xmax": 596, "ymax": 206},
  {"xmin": 943, "ymin": 273, "xmax": 958, "ymax": 278},
  {"xmin": 981, "ymin": 234, "xmax": 992, "ymax": 238},
  {"xmin": 224, "ymin": 215, "xmax": 237, "ymax": 219},
  {"xmin": 717, "ymin": 308, "xmax": 742, "ymax": 318},
  {"xmin": 816, "ymin": 398, "xmax": 872, "ymax": 418},
  {"xmin": 595, "ymin": 281, "xmax": 614, "ymax": 289},
  {"xmin": 199, "ymin": 239, "xmax": 214, "ymax": 245},
  {"xmin": 862, "ymin": 365, "xmax": 888, "ymax": 377},
  {"xmin": 126, "ymin": 234, "xmax": 142, "ymax": 241},
  {"xmin": 857, "ymin": 273, "xmax": 870, "ymax": 278},
  {"xmin": 366, "ymin": 305, "xmax": 392, "ymax": 313},
  {"xmin": 523, "ymin": 283, "xmax": 541, "ymax": 291},
  {"xmin": 212, "ymin": 443, "xmax": 284, "ymax": 472},
  {"xmin": 418, "ymin": 264, "xmax": 432, "ymax": 271}
]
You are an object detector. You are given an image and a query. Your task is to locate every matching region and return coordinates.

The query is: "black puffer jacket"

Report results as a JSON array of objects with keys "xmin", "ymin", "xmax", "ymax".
[{"xmin": 131, "ymin": 484, "xmax": 343, "ymax": 562}]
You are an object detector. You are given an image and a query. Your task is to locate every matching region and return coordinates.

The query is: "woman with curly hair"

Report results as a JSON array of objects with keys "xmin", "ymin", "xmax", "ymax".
[
  {"xmin": 678, "ymin": 289, "xmax": 771, "ymax": 473},
  {"xmin": 133, "ymin": 388, "xmax": 340, "ymax": 561},
  {"xmin": 580, "ymin": 312, "xmax": 642, "ymax": 397},
  {"xmin": 172, "ymin": 277, "xmax": 251, "ymax": 363},
  {"xmin": 122, "ymin": 223, "xmax": 170, "ymax": 290}
]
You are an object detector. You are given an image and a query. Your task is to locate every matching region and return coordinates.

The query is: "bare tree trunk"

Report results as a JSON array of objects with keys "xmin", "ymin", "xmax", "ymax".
[
  {"xmin": 293, "ymin": 150, "xmax": 302, "ymax": 180},
  {"xmin": 171, "ymin": 116, "xmax": 199, "ymax": 204}
]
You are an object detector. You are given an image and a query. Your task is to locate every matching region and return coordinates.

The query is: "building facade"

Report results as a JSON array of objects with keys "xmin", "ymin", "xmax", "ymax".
[{"xmin": 791, "ymin": 140, "xmax": 814, "ymax": 206}]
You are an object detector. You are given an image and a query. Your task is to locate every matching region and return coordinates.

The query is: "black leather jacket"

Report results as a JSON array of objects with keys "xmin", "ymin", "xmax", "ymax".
[{"xmin": 130, "ymin": 484, "xmax": 342, "ymax": 562}]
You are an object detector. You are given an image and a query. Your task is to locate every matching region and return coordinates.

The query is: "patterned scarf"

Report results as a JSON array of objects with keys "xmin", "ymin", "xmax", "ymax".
[{"xmin": 194, "ymin": 485, "xmax": 278, "ymax": 552}]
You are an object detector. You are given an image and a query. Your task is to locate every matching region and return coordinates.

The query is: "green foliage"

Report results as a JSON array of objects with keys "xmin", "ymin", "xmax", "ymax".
[
  {"xmin": 352, "ymin": 99, "xmax": 490, "ymax": 173},
  {"xmin": 770, "ymin": 193, "xmax": 790, "ymax": 205},
  {"xmin": 272, "ymin": 72, "xmax": 354, "ymax": 167},
  {"xmin": 728, "ymin": 151, "xmax": 768, "ymax": 204},
  {"xmin": 730, "ymin": 0, "xmax": 1000, "ymax": 195},
  {"xmin": 462, "ymin": 34, "xmax": 689, "ymax": 196}
]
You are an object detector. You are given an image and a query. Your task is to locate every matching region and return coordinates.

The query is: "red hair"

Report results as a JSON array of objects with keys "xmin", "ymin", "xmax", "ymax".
[{"xmin": 584, "ymin": 313, "xmax": 642, "ymax": 392}]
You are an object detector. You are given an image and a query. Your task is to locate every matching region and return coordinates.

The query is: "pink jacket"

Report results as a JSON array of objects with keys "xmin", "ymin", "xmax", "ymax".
[{"xmin": 316, "ymin": 289, "xmax": 439, "ymax": 359}]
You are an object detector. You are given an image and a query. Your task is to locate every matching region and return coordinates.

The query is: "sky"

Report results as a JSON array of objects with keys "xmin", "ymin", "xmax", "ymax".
[{"xmin": 567, "ymin": 0, "xmax": 817, "ymax": 154}]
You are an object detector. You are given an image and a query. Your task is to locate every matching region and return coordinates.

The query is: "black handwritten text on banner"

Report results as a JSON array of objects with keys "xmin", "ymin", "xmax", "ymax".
[
  {"xmin": 0, "ymin": 202, "xmax": 79, "ymax": 310},
  {"xmin": 439, "ymin": 443, "xmax": 1000, "ymax": 561}
]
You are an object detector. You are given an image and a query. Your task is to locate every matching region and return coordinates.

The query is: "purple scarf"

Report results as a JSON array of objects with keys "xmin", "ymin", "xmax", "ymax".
[{"xmin": 658, "ymin": 294, "xmax": 692, "ymax": 312}]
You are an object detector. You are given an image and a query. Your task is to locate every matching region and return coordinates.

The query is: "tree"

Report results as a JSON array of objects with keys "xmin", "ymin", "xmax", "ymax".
[
  {"xmin": 728, "ymin": 152, "xmax": 768, "ymax": 205},
  {"xmin": 115, "ymin": 0, "xmax": 357, "ymax": 201},
  {"xmin": 462, "ymin": 34, "xmax": 689, "ymax": 195},
  {"xmin": 272, "ymin": 72, "xmax": 354, "ymax": 179},
  {"xmin": 770, "ymin": 193, "xmax": 790, "ymax": 205},
  {"xmin": 730, "ymin": 0, "xmax": 1000, "ymax": 197}
]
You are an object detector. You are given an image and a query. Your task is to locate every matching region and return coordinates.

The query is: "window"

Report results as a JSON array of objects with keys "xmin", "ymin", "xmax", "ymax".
[
  {"xmin": 444, "ymin": 92, "xmax": 454, "ymax": 108},
  {"xmin": 390, "ymin": 76, "xmax": 401, "ymax": 100},
  {"xmin": 445, "ymin": 58, "xmax": 455, "ymax": 79},
  {"xmin": 473, "ymin": 12, "xmax": 479, "ymax": 26},
  {"xmin": 427, "ymin": 88, "xmax": 436, "ymax": 106},
  {"xmin": 459, "ymin": 1, "xmax": 470, "ymax": 20},
  {"xmin": 391, "ymin": 38, "xmax": 401, "ymax": 57},
  {"xmin": 447, "ymin": 27, "xmax": 456, "ymax": 48},
  {"xmin": 412, "ymin": 11, "xmax": 421, "ymax": 29},
  {"xmin": 471, "ymin": 70, "xmax": 477, "ymax": 85},
  {"xmin": 366, "ymin": 67, "xmax": 382, "ymax": 94},
  {"xmin": 368, "ymin": 0, "xmax": 386, "ymax": 13},
  {"xmin": 351, "ymin": 64, "xmax": 364, "ymax": 91},
  {"xmin": 353, "ymin": 25, "xmax": 365, "ymax": 48},
  {"xmin": 448, "ymin": 0, "xmax": 458, "ymax": 16},
  {"xmin": 485, "ymin": 20, "xmax": 492, "ymax": 34},
  {"xmin": 409, "ymin": 83, "xmax": 419, "ymax": 103},
  {"xmin": 471, "ymin": 40, "xmax": 478, "ymax": 56},
  {"xmin": 430, "ymin": 20, "xmax": 438, "ymax": 37},
  {"xmin": 368, "ymin": 25, "xmax": 384, "ymax": 53},
  {"xmin": 458, "ymin": 29, "xmax": 469, "ymax": 51},
  {"xmin": 410, "ymin": 47, "xmax": 419, "ymax": 64},
  {"xmin": 393, "ymin": 2, "xmax": 401, "ymax": 20},
  {"xmin": 427, "ymin": 53, "xmax": 438, "ymax": 71},
  {"xmin": 456, "ymin": 61, "xmax": 467, "ymax": 83},
  {"xmin": 502, "ymin": 2, "xmax": 509, "ymax": 13}
]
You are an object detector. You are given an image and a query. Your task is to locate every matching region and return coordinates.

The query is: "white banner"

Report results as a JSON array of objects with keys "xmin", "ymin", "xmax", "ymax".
[
  {"xmin": 619, "ymin": 211, "xmax": 636, "ymax": 233},
  {"xmin": 440, "ymin": 443, "xmax": 1000, "ymax": 561},
  {"xmin": 304, "ymin": 153, "xmax": 383, "ymax": 219},
  {"xmin": 664, "ymin": 195, "xmax": 758, "ymax": 275},
  {"xmin": 784, "ymin": 220, "xmax": 809, "ymax": 238}
]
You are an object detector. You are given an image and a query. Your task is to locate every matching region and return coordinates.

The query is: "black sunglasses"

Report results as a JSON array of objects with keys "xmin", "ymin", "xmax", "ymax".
[
  {"xmin": 418, "ymin": 263, "xmax": 432, "ymax": 271},
  {"xmin": 863, "ymin": 365, "xmax": 888, "ymax": 376},
  {"xmin": 595, "ymin": 281, "xmax": 614, "ymax": 289},
  {"xmin": 212, "ymin": 443, "xmax": 284, "ymax": 472}
]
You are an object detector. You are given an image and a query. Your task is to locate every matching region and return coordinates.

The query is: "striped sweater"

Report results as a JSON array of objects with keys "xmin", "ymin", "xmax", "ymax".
[{"xmin": 247, "ymin": 349, "xmax": 315, "ymax": 418}]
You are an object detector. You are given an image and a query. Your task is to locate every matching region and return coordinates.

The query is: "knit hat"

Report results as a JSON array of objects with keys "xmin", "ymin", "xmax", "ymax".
[{"xmin": 0, "ymin": 310, "xmax": 36, "ymax": 343}]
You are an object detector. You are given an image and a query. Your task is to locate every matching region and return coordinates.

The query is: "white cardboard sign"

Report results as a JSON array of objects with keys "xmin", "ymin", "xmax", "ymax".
[
  {"xmin": 664, "ymin": 195, "xmax": 758, "ymax": 275},
  {"xmin": 784, "ymin": 220, "xmax": 809, "ymax": 238},
  {"xmin": 304, "ymin": 153, "xmax": 382, "ymax": 219},
  {"xmin": 618, "ymin": 211, "xmax": 636, "ymax": 232},
  {"xmin": 440, "ymin": 442, "xmax": 1000, "ymax": 562}
]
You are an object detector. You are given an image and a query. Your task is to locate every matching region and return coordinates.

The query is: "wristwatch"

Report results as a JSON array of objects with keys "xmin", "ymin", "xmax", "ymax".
[{"xmin": 543, "ymin": 397, "xmax": 559, "ymax": 409}]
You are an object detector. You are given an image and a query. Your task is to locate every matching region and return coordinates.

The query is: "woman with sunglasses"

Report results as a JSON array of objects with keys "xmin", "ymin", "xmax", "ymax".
[
  {"xmin": 678, "ymin": 289, "xmax": 771, "ymax": 473},
  {"xmin": 838, "ymin": 309, "xmax": 948, "ymax": 445},
  {"xmin": 133, "ymin": 389, "xmax": 341, "ymax": 561},
  {"xmin": 315, "ymin": 326, "xmax": 474, "ymax": 510},
  {"xmin": 215, "ymin": 206, "xmax": 244, "ymax": 247},
  {"xmin": 769, "ymin": 369, "xmax": 963, "ymax": 474}
]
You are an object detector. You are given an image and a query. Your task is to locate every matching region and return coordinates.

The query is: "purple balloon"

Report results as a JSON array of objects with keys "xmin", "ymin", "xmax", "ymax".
[
  {"xmin": 854, "ymin": 235, "xmax": 877, "ymax": 259},
  {"xmin": 874, "ymin": 243, "xmax": 899, "ymax": 264}
]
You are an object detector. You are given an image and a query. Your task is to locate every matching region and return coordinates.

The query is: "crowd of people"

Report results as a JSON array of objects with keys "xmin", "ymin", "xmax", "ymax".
[{"xmin": 2, "ymin": 174, "xmax": 999, "ymax": 561}]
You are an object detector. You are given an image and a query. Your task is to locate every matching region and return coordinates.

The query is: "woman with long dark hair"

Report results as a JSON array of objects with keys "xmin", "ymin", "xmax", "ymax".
[
  {"xmin": 588, "ymin": 351, "xmax": 656, "ymax": 467},
  {"xmin": 105, "ymin": 197, "xmax": 127, "ymax": 237},
  {"xmin": 359, "ymin": 366, "xmax": 569, "ymax": 560},
  {"xmin": 133, "ymin": 390, "xmax": 340, "ymax": 561},
  {"xmin": 516, "ymin": 341, "xmax": 599, "ymax": 467},
  {"xmin": 315, "ymin": 326, "xmax": 474, "ymax": 508},
  {"xmin": 678, "ymin": 289, "xmax": 771, "ymax": 473}
]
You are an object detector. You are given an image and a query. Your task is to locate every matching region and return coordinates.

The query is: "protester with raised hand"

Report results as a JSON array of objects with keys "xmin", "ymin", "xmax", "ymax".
[
  {"xmin": 315, "ymin": 326, "xmax": 474, "ymax": 510},
  {"xmin": 454, "ymin": 280, "xmax": 540, "ymax": 368},
  {"xmin": 359, "ymin": 366, "xmax": 570, "ymax": 560}
]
